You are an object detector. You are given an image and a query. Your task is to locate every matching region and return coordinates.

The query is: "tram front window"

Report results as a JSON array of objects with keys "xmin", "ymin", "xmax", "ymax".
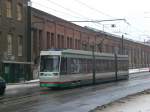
[{"xmin": 40, "ymin": 56, "xmax": 60, "ymax": 72}]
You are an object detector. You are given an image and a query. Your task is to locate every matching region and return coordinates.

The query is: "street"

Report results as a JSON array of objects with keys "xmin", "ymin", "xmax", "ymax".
[
  {"xmin": 0, "ymin": 0, "xmax": 150, "ymax": 112},
  {"xmin": 0, "ymin": 72, "xmax": 150, "ymax": 112}
]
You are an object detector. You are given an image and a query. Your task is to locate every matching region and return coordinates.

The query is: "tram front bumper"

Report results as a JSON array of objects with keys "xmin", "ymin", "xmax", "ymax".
[{"xmin": 40, "ymin": 81, "xmax": 73, "ymax": 88}]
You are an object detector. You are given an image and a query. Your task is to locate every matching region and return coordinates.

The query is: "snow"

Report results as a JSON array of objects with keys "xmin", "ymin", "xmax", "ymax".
[
  {"xmin": 94, "ymin": 90, "xmax": 150, "ymax": 112},
  {"xmin": 129, "ymin": 68, "xmax": 149, "ymax": 74},
  {"xmin": 6, "ymin": 79, "xmax": 39, "ymax": 90}
]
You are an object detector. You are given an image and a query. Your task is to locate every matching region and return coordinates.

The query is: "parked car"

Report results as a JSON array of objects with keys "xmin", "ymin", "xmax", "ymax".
[{"xmin": 0, "ymin": 76, "xmax": 6, "ymax": 95}]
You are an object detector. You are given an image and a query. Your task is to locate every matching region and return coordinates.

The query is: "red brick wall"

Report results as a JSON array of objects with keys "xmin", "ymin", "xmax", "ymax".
[{"xmin": 31, "ymin": 8, "xmax": 150, "ymax": 69}]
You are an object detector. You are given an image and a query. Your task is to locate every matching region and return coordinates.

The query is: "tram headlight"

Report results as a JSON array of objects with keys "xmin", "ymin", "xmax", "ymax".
[
  {"xmin": 40, "ymin": 73, "xmax": 44, "ymax": 76},
  {"xmin": 53, "ymin": 73, "xmax": 59, "ymax": 76}
]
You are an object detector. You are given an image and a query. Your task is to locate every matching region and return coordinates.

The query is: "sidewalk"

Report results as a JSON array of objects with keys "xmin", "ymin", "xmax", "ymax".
[
  {"xmin": 93, "ymin": 89, "xmax": 150, "ymax": 112},
  {"xmin": 129, "ymin": 68, "xmax": 149, "ymax": 74},
  {"xmin": 8, "ymin": 79, "xmax": 39, "ymax": 85},
  {"xmin": 6, "ymin": 79, "xmax": 39, "ymax": 90}
]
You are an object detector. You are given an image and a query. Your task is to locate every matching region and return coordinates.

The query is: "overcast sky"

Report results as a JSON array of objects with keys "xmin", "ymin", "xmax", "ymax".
[{"xmin": 31, "ymin": 0, "xmax": 150, "ymax": 42}]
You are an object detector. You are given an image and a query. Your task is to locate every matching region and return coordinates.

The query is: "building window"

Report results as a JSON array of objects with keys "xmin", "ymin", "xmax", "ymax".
[
  {"xmin": 75, "ymin": 39, "xmax": 78, "ymax": 49},
  {"xmin": 39, "ymin": 30, "xmax": 42, "ymax": 50},
  {"xmin": 78, "ymin": 40, "xmax": 80, "ymax": 49},
  {"xmin": 61, "ymin": 35, "xmax": 64, "ymax": 48},
  {"xmin": 47, "ymin": 32, "xmax": 50, "ymax": 49},
  {"xmin": 18, "ymin": 35, "xmax": 23, "ymax": 56},
  {"xmin": 57, "ymin": 34, "xmax": 61, "ymax": 48},
  {"xmin": 67, "ymin": 37, "xmax": 69, "ymax": 48},
  {"xmin": 0, "ymin": 32, "xmax": 1, "ymax": 51},
  {"xmin": 70, "ymin": 38, "xmax": 73, "ymax": 49},
  {"xmin": 51, "ymin": 33, "xmax": 54, "ymax": 48},
  {"xmin": 33, "ymin": 29, "xmax": 38, "ymax": 55},
  {"xmin": 0, "ymin": 0, "xmax": 2, "ymax": 16},
  {"xmin": 17, "ymin": 3, "xmax": 23, "ymax": 21},
  {"xmin": 7, "ymin": 34, "xmax": 12, "ymax": 55},
  {"xmin": 6, "ymin": 0, "xmax": 12, "ymax": 18}
]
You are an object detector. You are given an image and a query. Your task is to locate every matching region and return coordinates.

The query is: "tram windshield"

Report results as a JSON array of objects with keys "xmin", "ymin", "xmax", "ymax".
[{"xmin": 40, "ymin": 55, "xmax": 60, "ymax": 72}]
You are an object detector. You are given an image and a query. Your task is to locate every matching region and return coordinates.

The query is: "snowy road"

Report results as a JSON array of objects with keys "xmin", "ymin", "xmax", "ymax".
[{"xmin": 0, "ymin": 72, "xmax": 150, "ymax": 112}]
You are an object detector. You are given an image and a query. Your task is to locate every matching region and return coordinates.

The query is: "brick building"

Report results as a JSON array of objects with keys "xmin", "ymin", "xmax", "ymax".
[
  {"xmin": 1, "ymin": 2, "xmax": 149, "ymax": 82},
  {"xmin": 0, "ymin": 0, "xmax": 31, "ymax": 83},
  {"xmin": 31, "ymin": 8, "xmax": 150, "ymax": 79}
]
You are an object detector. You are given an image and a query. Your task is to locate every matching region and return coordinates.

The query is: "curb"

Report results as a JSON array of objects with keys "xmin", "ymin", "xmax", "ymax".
[
  {"xmin": 7, "ymin": 80, "xmax": 39, "ymax": 85},
  {"xmin": 129, "ymin": 71, "xmax": 149, "ymax": 75}
]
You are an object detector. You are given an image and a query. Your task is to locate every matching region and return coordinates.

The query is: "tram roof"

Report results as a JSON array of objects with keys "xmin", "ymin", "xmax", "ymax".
[
  {"xmin": 41, "ymin": 49, "xmax": 128, "ymax": 58},
  {"xmin": 62, "ymin": 49, "xmax": 128, "ymax": 58}
]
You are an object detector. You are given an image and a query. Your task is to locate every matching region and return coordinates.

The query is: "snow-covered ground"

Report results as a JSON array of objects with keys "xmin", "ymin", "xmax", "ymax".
[
  {"xmin": 6, "ymin": 79, "xmax": 39, "ymax": 90},
  {"xmin": 129, "ymin": 68, "xmax": 149, "ymax": 74},
  {"xmin": 93, "ymin": 90, "xmax": 150, "ymax": 112}
]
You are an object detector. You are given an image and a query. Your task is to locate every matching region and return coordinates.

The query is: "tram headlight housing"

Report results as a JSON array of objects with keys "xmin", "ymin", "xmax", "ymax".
[
  {"xmin": 53, "ymin": 73, "xmax": 59, "ymax": 76},
  {"xmin": 40, "ymin": 73, "xmax": 44, "ymax": 76}
]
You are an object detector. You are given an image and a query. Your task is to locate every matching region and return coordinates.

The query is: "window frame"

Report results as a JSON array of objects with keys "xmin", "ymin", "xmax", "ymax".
[
  {"xmin": 16, "ymin": 3, "xmax": 23, "ymax": 21},
  {"xmin": 6, "ymin": 0, "xmax": 12, "ymax": 18},
  {"xmin": 0, "ymin": 0, "xmax": 2, "ymax": 16},
  {"xmin": 7, "ymin": 34, "xmax": 13, "ymax": 55},
  {"xmin": 18, "ymin": 35, "xmax": 23, "ymax": 56}
]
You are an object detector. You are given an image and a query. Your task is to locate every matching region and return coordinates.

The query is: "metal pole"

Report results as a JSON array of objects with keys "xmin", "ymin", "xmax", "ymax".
[
  {"xmin": 68, "ymin": 19, "xmax": 126, "ymax": 23},
  {"xmin": 114, "ymin": 53, "xmax": 118, "ymax": 81},
  {"xmin": 27, "ymin": 4, "xmax": 31, "ymax": 62},
  {"xmin": 92, "ymin": 45, "xmax": 96, "ymax": 84},
  {"xmin": 121, "ymin": 35, "xmax": 124, "ymax": 55},
  {"xmin": 27, "ymin": 3, "xmax": 32, "ymax": 80}
]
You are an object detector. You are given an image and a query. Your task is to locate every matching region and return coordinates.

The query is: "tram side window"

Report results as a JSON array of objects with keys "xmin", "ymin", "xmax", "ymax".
[
  {"xmin": 66, "ymin": 58, "xmax": 90, "ymax": 74},
  {"xmin": 125, "ymin": 60, "xmax": 129, "ymax": 70},
  {"xmin": 87, "ymin": 59, "xmax": 90, "ymax": 73},
  {"xmin": 111, "ymin": 60, "xmax": 115, "ymax": 72},
  {"xmin": 79, "ymin": 59, "xmax": 83, "ymax": 73},
  {"xmin": 96, "ymin": 59, "xmax": 102, "ymax": 73},
  {"xmin": 97, "ymin": 59, "xmax": 104, "ymax": 73},
  {"xmin": 117, "ymin": 60, "xmax": 121, "ymax": 71},
  {"xmin": 122, "ymin": 60, "xmax": 128, "ymax": 71},
  {"xmin": 102, "ymin": 60, "xmax": 106, "ymax": 72},
  {"xmin": 89, "ymin": 59, "xmax": 92, "ymax": 73},
  {"xmin": 82, "ymin": 59, "xmax": 87, "ymax": 73},
  {"xmin": 79, "ymin": 58, "xmax": 89, "ymax": 74},
  {"xmin": 67, "ymin": 58, "xmax": 80, "ymax": 74},
  {"xmin": 60, "ymin": 57, "xmax": 67, "ymax": 75},
  {"xmin": 117, "ymin": 60, "xmax": 128, "ymax": 71},
  {"xmin": 107, "ymin": 60, "xmax": 110, "ymax": 72}
]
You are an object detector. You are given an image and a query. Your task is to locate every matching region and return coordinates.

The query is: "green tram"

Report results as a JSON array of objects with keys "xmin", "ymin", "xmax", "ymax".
[{"xmin": 39, "ymin": 49, "xmax": 129, "ymax": 88}]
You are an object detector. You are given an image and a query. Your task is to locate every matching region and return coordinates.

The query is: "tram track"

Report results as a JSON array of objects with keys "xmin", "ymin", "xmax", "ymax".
[{"xmin": 0, "ymin": 92, "xmax": 39, "ymax": 105}]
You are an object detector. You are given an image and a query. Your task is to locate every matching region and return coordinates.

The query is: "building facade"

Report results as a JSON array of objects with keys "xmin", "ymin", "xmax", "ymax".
[
  {"xmin": 31, "ymin": 8, "xmax": 150, "ymax": 79},
  {"xmin": 0, "ymin": 0, "xmax": 31, "ymax": 83},
  {"xmin": 1, "ymin": 4, "xmax": 149, "ymax": 82}
]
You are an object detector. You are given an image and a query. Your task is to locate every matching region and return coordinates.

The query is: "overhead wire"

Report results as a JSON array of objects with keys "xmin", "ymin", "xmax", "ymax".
[
  {"xmin": 32, "ymin": 1, "xmax": 105, "ymax": 29},
  {"xmin": 73, "ymin": 0, "xmax": 115, "ymax": 19},
  {"xmin": 32, "ymin": 0, "xmax": 150, "ymax": 40},
  {"xmin": 72, "ymin": 0, "xmax": 148, "ymax": 38},
  {"xmin": 44, "ymin": 0, "xmax": 113, "ymax": 30},
  {"xmin": 32, "ymin": 1, "xmax": 104, "ymax": 29},
  {"xmin": 32, "ymin": 1, "xmax": 86, "ymax": 20}
]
